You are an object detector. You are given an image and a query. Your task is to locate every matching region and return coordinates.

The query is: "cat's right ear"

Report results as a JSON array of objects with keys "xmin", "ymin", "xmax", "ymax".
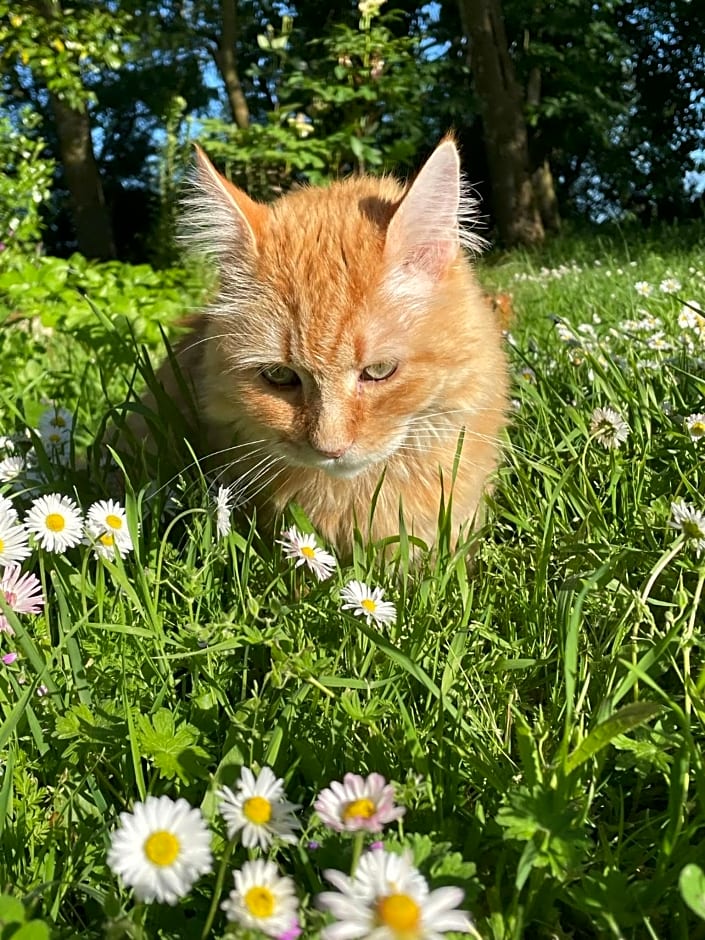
[
  {"xmin": 182, "ymin": 145, "xmax": 268, "ymax": 258},
  {"xmin": 383, "ymin": 138, "xmax": 481, "ymax": 284}
]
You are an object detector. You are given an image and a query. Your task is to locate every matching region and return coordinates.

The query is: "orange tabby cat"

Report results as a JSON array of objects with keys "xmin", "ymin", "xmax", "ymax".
[{"xmin": 123, "ymin": 138, "xmax": 508, "ymax": 557}]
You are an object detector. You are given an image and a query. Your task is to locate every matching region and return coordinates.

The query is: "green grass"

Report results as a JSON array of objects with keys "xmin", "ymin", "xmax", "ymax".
[{"xmin": 0, "ymin": 225, "xmax": 704, "ymax": 938}]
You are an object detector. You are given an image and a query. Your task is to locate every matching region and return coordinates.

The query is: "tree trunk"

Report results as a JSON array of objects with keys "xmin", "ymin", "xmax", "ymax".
[
  {"xmin": 532, "ymin": 159, "xmax": 560, "ymax": 231},
  {"xmin": 525, "ymin": 65, "xmax": 560, "ymax": 232},
  {"xmin": 458, "ymin": 0, "xmax": 544, "ymax": 247},
  {"xmin": 213, "ymin": 0, "xmax": 250, "ymax": 129},
  {"xmin": 49, "ymin": 92, "xmax": 116, "ymax": 259}
]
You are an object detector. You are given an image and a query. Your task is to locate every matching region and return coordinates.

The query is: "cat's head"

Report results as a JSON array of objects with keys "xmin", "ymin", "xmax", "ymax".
[{"xmin": 183, "ymin": 140, "xmax": 493, "ymax": 480}]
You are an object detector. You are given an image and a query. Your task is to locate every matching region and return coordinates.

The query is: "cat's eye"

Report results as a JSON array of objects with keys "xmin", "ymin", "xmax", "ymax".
[
  {"xmin": 360, "ymin": 361, "xmax": 398, "ymax": 382},
  {"xmin": 260, "ymin": 365, "xmax": 301, "ymax": 387}
]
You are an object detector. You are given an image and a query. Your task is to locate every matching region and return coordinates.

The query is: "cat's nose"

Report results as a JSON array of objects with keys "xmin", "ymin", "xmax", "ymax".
[{"xmin": 314, "ymin": 444, "xmax": 350, "ymax": 460}]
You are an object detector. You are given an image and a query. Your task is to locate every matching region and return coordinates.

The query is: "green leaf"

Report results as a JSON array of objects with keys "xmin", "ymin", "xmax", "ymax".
[
  {"xmin": 11, "ymin": 923, "xmax": 52, "ymax": 940},
  {"xmin": 680, "ymin": 864, "xmax": 705, "ymax": 921},
  {"xmin": 137, "ymin": 709, "xmax": 210, "ymax": 783},
  {"xmin": 0, "ymin": 893, "xmax": 26, "ymax": 925},
  {"xmin": 565, "ymin": 702, "xmax": 663, "ymax": 774}
]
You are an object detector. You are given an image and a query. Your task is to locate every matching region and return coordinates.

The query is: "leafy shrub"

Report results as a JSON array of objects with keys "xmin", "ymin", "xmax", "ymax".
[{"xmin": 0, "ymin": 105, "xmax": 54, "ymax": 254}]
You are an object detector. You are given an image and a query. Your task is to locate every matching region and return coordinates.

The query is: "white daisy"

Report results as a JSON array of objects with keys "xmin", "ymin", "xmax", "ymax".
[
  {"xmin": 318, "ymin": 848, "xmax": 473, "ymax": 939},
  {"xmin": 0, "ymin": 435, "xmax": 15, "ymax": 455},
  {"xmin": 85, "ymin": 499, "xmax": 133, "ymax": 559},
  {"xmin": 340, "ymin": 580, "xmax": 397, "ymax": 627},
  {"xmin": 217, "ymin": 766, "xmax": 300, "ymax": 849},
  {"xmin": 0, "ymin": 509, "xmax": 31, "ymax": 567},
  {"xmin": 670, "ymin": 500, "xmax": 705, "ymax": 556},
  {"xmin": 659, "ymin": 277, "xmax": 681, "ymax": 294},
  {"xmin": 25, "ymin": 494, "xmax": 84, "ymax": 553},
  {"xmin": 518, "ymin": 366, "xmax": 536, "ymax": 384},
  {"xmin": 0, "ymin": 494, "xmax": 18, "ymax": 522},
  {"xmin": 634, "ymin": 281, "xmax": 653, "ymax": 297},
  {"xmin": 589, "ymin": 407, "xmax": 630, "ymax": 450},
  {"xmin": 107, "ymin": 795, "xmax": 212, "ymax": 905},
  {"xmin": 221, "ymin": 859, "xmax": 299, "ymax": 937},
  {"xmin": 214, "ymin": 484, "xmax": 234, "ymax": 539},
  {"xmin": 277, "ymin": 526, "xmax": 336, "ymax": 580},
  {"xmin": 646, "ymin": 332, "xmax": 673, "ymax": 352},
  {"xmin": 314, "ymin": 772, "xmax": 405, "ymax": 833},
  {"xmin": 678, "ymin": 303, "xmax": 701, "ymax": 329},
  {"xmin": 685, "ymin": 414, "xmax": 705, "ymax": 442},
  {"xmin": 0, "ymin": 456, "xmax": 25, "ymax": 483},
  {"xmin": 38, "ymin": 406, "xmax": 73, "ymax": 445}
]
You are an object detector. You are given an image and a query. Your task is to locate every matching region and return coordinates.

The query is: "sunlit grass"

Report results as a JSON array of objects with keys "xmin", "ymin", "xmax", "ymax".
[{"xmin": 0, "ymin": 225, "xmax": 704, "ymax": 937}]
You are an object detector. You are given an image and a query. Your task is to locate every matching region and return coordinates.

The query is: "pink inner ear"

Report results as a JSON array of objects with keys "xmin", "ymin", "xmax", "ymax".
[{"xmin": 385, "ymin": 140, "xmax": 461, "ymax": 280}]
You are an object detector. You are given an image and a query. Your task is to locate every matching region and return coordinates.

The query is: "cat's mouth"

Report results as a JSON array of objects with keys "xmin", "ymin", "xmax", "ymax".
[{"xmin": 281, "ymin": 444, "xmax": 379, "ymax": 479}]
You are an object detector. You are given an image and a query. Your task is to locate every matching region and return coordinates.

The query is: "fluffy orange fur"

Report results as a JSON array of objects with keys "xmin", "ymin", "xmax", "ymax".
[{"xmin": 128, "ymin": 140, "xmax": 508, "ymax": 557}]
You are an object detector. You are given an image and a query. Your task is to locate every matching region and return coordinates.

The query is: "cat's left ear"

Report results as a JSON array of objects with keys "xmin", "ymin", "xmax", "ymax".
[
  {"xmin": 182, "ymin": 145, "xmax": 268, "ymax": 261},
  {"xmin": 384, "ymin": 138, "xmax": 472, "ymax": 281}
]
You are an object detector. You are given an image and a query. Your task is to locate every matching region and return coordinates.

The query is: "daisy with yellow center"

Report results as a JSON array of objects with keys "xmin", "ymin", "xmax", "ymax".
[
  {"xmin": 38, "ymin": 405, "xmax": 73, "ymax": 441},
  {"xmin": 217, "ymin": 766, "xmax": 300, "ymax": 849},
  {"xmin": 314, "ymin": 772, "xmax": 405, "ymax": 834},
  {"xmin": 670, "ymin": 499, "xmax": 705, "ymax": 556},
  {"xmin": 340, "ymin": 580, "xmax": 397, "ymax": 628},
  {"xmin": 686, "ymin": 414, "xmax": 705, "ymax": 442},
  {"xmin": 107, "ymin": 795, "xmax": 213, "ymax": 905},
  {"xmin": 25, "ymin": 493, "xmax": 84, "ymax": 553},
  {"xmin": 86, "ymin": 499, "xmax": 134, "ymax": 559},
  {"xmin": 277, "ymin": 525, "xmax": 336, "ymax": 580},
  {"xmin": 221, "ymin": 859, "xmax": 299, "ymax": 936},
  {"xmin": 318, "ymin": 848, "xmax": 473, "ymax": 939}
]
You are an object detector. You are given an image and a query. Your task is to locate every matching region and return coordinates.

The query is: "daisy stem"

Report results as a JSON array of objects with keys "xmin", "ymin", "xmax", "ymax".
[
  {"xmin": 200, "ymin": 836, "xmax": 236, "ymax": 940},
  {"xmin": 350, "ymin": 830, "xmax": 365, "ymax": 877}
]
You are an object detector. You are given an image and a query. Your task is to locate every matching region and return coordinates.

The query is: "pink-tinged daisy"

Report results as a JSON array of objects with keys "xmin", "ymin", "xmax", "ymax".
[
  {"xmin": 0, "ymin": 565, "xmax": 45, "ymax": 634},
  {"xmin": 277, "ymin": 526, "xmax": 336, "ymax": 580},
  {"xmin": 318, "ymin": 848, "xmax": 473, "ymax": 939},
  {"xmin": 589, "ymin": 407, "xmax": 630, "ymax": 450},
  {"xmin": 218, "ymin": 766, "xmax": 300, "ymax": 849},
  {"xmin": 2, "ymin": 652, "xmax": 18, "ymax": 665},
  {"xmin": 86, "ymin": 499, "xmax": 133, "ymax": 559},
  {"xmin": 340, "ymin": 580, "xmax": 397, "ymax": 627},
  {"xmin": 25, "ymin": 494, "xmax": 84, "ymax": 553},
  {"xmin": 686, "ymin": 414, "xmax": 705, "ymax": 442},
  {"xmin": 277, "ymin": 917, "xmax": 303, "ymax": 940},
  {"xmin": 314, "ymin": 772, "xmax": 405, "ymax": 833},
  {"xmin": 107, "ymin": 795, "xmax": 213, "ymax": 905},
  {"xmin": 0, "ymin": 508, "xmax": 31, "ymax": 567},
  {"xmin": 221, "ymin": 859, "xmax": 299, "ymax": 937}
]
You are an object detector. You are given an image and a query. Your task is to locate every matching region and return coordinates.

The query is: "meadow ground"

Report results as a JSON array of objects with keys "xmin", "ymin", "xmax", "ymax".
[{"xmin": 0, "ymin": 224, "xmax": 704, "ymax": 938}]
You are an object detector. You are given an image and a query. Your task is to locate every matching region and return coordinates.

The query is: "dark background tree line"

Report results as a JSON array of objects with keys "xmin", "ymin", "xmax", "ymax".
[{"xmin": 0, "ymin": 0, "xmax": 703, "ymax": 264}]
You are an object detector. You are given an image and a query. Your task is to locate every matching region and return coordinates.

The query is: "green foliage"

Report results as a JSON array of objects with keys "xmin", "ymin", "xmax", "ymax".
[
  {"xmin": 0, "ymin": 106, "xmax": 54, "ymax": 252},
  {"xmin": 0, "ymin": 3, "xmax": 133, "ymax": 110},
  {"xmin": 197, "ymin": 4, "xmax": 442, "ymax": 200}
]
